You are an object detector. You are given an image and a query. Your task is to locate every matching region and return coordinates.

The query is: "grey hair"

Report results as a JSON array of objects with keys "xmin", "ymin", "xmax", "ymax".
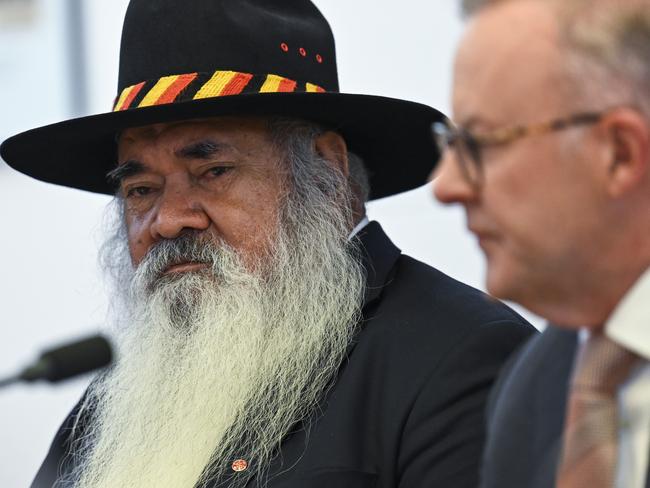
[
  {"xmin": 459, "ymin": 0, "xmax": 650, "ymax": 116},
  {"xmin": 268, "ymin": 117, "xmax": 371, "ymax": 204},
  {"xmin": 347, "ymin": 151, "xmax": 371, "ymax": 204}
]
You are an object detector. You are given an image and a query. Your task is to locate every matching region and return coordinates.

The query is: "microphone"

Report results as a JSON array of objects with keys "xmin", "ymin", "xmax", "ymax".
[{"xmin": 0, "ymin": 335, "xmax": 113, "ymax": 388}]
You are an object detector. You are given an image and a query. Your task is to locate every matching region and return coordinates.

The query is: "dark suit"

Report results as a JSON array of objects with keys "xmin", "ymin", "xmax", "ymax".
[
  {"xmin": 480, "ymin": 325, "xmax": 650, "ymax": 488},
  {"xmin": 33, "ymin": 222, "xmax": 534, "ymax": 488}
]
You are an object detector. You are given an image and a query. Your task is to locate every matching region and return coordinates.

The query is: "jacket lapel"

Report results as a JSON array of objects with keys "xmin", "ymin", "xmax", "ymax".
[
  {"xmin": 483, "ymin": 325, "xmax": 578, "ymax": 488},
  {"xmin": 532, "ymin": 326, "xmax": 579, "ymax": 487},
  {"xmin": 338, "ymin": 221, "xmax": 400, "ymax": 361},
  {"xmin": 354, "ymin": 220, "xmax": 401, "ymax": 310}
]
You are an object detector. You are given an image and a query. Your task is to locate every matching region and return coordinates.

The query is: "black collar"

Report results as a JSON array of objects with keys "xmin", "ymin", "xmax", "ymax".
[{"xmin": 354, "ymin": 221, "xmax": 401, "ymax": 309}]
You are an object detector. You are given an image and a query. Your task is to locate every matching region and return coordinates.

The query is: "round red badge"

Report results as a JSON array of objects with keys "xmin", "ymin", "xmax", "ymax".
[{"xmin": 231, "ymin": 459, "xmax": 248, "ymax": 472}]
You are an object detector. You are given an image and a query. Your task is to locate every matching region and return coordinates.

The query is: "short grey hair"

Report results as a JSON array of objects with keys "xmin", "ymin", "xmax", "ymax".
[{"xmin": 460, "ymin": 0, "xmax": 650, "ymax": 116}]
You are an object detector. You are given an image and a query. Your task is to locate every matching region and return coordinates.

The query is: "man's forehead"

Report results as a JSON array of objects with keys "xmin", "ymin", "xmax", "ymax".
[
  {"xmin": 114, "ymin": 116, "xmax": 282, "ymax": 176},
  {"xmin": 453, "ymin": 0, "xmax": 566, "ymax": 125},
  {"xmin": 119, "ymin": 116, "xmax": 271, "ymax": 143}
]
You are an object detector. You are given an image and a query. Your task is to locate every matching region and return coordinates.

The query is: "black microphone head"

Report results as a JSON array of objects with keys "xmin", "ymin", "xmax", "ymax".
[{"xmin": 36, "ymin": 335, "xmax": 113, "ymax": 383}]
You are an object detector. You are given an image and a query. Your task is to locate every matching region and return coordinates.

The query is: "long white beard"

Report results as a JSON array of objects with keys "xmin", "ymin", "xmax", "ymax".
[{"xmin": 65, "ymin": 163, "xmax": 365, "ymax": 488}]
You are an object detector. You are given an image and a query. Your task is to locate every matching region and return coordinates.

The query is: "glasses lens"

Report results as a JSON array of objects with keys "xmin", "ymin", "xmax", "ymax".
[
  {"xmin": 431, "ymin": 122, "xmax": 451, "ymax": 154},
  {"xmin": 456, "ymin": 130, "xmax": 482, "ymax": 186},
  {"xmin": 431, "ymin": 122, "xmax": 482, "ymax": 187}
]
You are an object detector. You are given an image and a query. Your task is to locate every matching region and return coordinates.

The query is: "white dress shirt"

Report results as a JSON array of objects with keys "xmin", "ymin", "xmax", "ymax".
[{"xmin": 603, "ymin": 267, "xmax": 650, "ymax": 488}]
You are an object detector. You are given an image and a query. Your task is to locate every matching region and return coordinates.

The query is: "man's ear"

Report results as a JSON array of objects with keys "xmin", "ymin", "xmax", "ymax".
[
  {"xmin": 601, "ymin": 109, "xmax": 650, "ymax": 197},
  {"xmin": 314, "ymin": 131, "xmax": 349, "ymax": 177}
]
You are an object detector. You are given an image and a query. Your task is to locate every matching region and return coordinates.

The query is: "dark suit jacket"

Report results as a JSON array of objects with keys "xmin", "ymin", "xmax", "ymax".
[
  {"xmin": 480, "ymin": 325, "xmax": 650, "ymax": 488},
  {"xmin": 33, "ymin": 222, "xmax": 534, "ymax": 488}
]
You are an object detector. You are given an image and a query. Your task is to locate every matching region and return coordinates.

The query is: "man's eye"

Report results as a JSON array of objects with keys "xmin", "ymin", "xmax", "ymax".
[
  {"xmin": 206, "ymin": 166, "xmax": 232, "ymax": 177},
  {"xmin": 125, "ymin": 186, "xmax": 153, "ymax": 198}
]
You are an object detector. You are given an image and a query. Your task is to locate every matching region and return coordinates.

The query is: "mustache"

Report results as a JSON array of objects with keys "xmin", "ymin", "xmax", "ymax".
[{"xmin": 134, "ymin": 232, "xmax": 225, "ymax": 289}]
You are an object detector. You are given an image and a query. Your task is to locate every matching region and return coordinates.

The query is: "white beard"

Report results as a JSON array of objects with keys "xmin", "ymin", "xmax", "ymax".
[{"xmin": 65, "ymin": 154, "xmax": 366, "ymax": 488}]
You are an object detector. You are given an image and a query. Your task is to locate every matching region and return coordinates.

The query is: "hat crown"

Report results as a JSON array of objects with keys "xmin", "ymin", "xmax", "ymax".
[
  {"xmin": 1, "ymin": 0, "xmax": 443, "ymax": 200},
  {"xmin": 118, "ymin": 0, "xmax": 339, "ymax": 93}
]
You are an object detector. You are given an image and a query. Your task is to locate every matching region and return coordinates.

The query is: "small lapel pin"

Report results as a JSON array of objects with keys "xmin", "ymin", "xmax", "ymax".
[{"xmin": 231, "ymin": 459, "xmax": 248, "ymax": 472}]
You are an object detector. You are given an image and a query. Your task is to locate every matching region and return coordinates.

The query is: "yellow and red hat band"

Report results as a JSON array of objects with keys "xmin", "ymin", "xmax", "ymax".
[{"xmin": 113, "ymin": 70, "xmax": 327, "ymax": 112}]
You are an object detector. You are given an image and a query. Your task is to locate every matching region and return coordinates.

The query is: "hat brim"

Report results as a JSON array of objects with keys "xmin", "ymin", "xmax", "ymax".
[{"xmin": 0, "ymin": 92, "xmax": 444, "ymax": 200}]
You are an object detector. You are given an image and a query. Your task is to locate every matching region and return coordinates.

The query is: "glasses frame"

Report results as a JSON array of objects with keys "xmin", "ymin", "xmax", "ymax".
[{"xmin": 432, "ymin": 111, "xmax": 605, "ymax": 188}]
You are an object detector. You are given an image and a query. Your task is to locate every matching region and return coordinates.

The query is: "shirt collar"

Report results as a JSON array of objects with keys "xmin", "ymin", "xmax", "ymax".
[
  {"xmin": 604, "ymin": 266, "xmax": 650, "ymax": 360},
  {"xmin": 348, "ymin": 215, "xmax": 370, "ymax": 240}
]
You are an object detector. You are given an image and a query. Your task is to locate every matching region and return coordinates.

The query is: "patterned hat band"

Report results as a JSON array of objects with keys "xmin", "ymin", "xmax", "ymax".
[{"xmin": 113, "ymin": 70, "xmax": 327, "ymax": 111}]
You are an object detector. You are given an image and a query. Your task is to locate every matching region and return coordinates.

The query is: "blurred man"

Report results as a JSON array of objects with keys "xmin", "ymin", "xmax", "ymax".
[
  {"xmin": 434, "ymin": 0, "xmax": 650, "ymax": 487},
  {"xmin": 1, "ymin": 1, "xmax": 533, "ymax": 487}
]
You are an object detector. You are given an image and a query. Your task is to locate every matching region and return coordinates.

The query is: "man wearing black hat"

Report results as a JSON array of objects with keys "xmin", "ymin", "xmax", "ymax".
[{"xmin": 2, "ymin": 1, "xmax": 533, "ymax": 487}]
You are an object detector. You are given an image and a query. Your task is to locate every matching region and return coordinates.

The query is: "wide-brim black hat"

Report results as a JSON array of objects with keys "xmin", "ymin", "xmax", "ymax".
[{"xmin": 0, "ymin": 0, "xmax": 444, "ymax": 200}]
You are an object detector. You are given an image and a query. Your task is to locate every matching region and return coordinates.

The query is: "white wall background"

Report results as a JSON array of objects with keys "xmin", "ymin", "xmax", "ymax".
[{"xmin": 0, "ymin": 1, "xmax": 542, "ymax": 485}]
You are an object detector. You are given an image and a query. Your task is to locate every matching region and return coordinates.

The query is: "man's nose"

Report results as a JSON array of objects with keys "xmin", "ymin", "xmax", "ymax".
[
  {"xmin": 150, "ymin": 185, "xmax": 211, "ymax": 240},
  {"xmin": 432, "ymin": 152, "xmax": 477, "ymax": 204}
]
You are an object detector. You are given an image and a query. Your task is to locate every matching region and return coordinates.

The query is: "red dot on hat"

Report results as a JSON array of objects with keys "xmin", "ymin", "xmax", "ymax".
[
  {"xmin": 280, "ymin": 42, "xmax": 289, "ymax": 52},
  {"xmin": 299, "ymin": 47, "xmax": 307, "ymax": 56},
  {"xmin": 316, "ymin": 54, "xmax": 323, "ymax": 63}
]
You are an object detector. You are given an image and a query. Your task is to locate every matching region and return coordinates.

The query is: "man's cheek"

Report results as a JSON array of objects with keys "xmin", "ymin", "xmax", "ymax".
[{"xmin": 126, "ymin": 219, "xmax": 152, "ymax": 265}]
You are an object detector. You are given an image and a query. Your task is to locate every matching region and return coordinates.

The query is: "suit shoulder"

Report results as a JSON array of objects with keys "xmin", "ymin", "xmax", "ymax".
[
  {"xmin": 358, "ymin": 254, "xmax": 536, "ymax": 375},
  {"xmin": 380, "ymin": 254, "xmax": 531, "ymax": 330}
]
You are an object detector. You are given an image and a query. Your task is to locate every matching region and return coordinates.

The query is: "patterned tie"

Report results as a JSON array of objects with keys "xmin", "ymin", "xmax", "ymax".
[{"xmin": 556, "ymin": 332, "xmax": 643, "ymax": 488}]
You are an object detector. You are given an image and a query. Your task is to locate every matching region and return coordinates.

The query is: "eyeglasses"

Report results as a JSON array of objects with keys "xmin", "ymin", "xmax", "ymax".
[{"xmin": 432, "ymin": 111, "xmax": 605, "ymax": 188}]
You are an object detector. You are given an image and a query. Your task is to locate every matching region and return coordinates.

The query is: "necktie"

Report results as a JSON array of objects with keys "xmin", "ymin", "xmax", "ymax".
[{"xmin": 556, "ymin": 332, "xmax": 643, "ymax": 488}]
